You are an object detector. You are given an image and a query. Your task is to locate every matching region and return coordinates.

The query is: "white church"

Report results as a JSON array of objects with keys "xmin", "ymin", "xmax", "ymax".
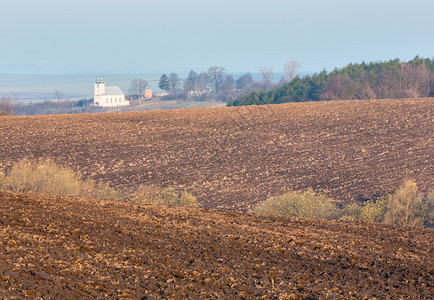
[{"xmin": 94, "ymin": 77, "xmax": 129, "ymax": 107}]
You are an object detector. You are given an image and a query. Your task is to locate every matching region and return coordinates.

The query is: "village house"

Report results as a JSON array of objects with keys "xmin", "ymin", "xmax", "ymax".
[
  {"xmin": 94, "ymin": 77, "xmax": 129, "ymax": 107},
  {"xmin": 144, "ymin": 89, "xmax": 153, "ymax": 99}
]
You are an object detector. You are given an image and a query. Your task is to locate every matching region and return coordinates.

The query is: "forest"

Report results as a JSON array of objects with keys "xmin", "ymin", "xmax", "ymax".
[{"xmin": 228, "ymin": 56, "xmax": 434, "ymax": 106}]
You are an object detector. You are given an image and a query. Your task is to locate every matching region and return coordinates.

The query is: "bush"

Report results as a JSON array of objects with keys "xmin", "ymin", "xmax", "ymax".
[
  {"xmin": 2, "ymin": 158, "xmax": 84, "ymax": 196},
  {"xmin": 359, "ymin": 197, "xmax": 388, "ymax": 223},
  {"xmin": 383, "ymin": 180, "xmax": 423, "ymax": 227},
  {"xmin": 134, "ymin": 185, "xmax": 199, "ymax": 207},
  {"xmin": 251, "ymin": 190, "xmax": 339, "ymax": 220},
  {"xmin": 95, "ymin": 182, "xmax": 126, "ymax": 201},
  {"xmin": 0, "ymin": 171, "xmax": 4, "ymax": 187},
  {"xmin": 420, "ymin": 190, "xmax": 434, "ymax": 228},
  {"xmin": 0, "ymin": 158, "xmax": 123, "ymax": 200},
  {"xmin": 339, "ymin": 202, "xmax": 362, "ymax": 221}
]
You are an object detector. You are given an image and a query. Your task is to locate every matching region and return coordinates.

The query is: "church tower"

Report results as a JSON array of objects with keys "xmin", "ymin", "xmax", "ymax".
[{"xmin": 94, "ymin": 76, "xmax": 106, "ymax": 96}]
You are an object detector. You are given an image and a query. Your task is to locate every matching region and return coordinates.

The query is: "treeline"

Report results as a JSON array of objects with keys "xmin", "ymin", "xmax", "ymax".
[
  {"xmin": 228, "ymin": 56, "xmax": 434, "ymax": 106},
  {"xmin": 156, "ymin": 65, "xmax": 291, "ymax": 102},
  {"xmin": 157, "ymin": 67, "xmax": 240, "ymax": 102}
]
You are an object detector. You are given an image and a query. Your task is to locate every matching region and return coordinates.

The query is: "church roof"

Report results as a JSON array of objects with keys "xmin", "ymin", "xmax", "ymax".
[{"xmin": 105, "ymin": 86, "xmax": 124, "ymax": 96}]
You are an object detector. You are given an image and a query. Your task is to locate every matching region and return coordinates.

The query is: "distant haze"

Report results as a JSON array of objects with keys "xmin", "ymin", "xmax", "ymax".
[{"xmin": 0, "ymin": 0, "xmax": 433, "ymax": 75}]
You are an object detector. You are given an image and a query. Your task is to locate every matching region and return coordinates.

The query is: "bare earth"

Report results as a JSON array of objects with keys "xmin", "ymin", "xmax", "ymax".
[
  {"xmin": 0, "ymin": 98, "xmax": 432, "ymax": 210},
  {"xmin": 1, "ymin": 190, "xmax": 432, "ymax": 299}
]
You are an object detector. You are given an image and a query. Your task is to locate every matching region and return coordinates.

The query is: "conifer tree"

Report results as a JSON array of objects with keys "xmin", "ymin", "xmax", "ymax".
[{"xmin": 158, "ymin": 74, "xmax": 170, "ymax": 92}]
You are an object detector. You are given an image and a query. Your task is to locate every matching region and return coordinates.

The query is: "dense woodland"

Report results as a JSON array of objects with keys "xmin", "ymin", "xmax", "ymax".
[{"xmin": 228, "ymin": 56, "xmax": 434, "ymax": 106}]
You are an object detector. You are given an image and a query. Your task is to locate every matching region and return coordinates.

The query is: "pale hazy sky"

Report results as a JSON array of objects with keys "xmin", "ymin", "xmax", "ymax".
[{"xmin": 1, "ymin": 0, "xmax": 433, "ymax": 74}]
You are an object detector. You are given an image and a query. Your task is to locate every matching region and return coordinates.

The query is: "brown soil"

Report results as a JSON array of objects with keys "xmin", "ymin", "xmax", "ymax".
[
  {"xmin": 0, "ymin": 98, "xmax": 432, "ymax": 210},
  {"xmin": 1, "ymin": 190, "xmax": 432, "ymax": 299}
]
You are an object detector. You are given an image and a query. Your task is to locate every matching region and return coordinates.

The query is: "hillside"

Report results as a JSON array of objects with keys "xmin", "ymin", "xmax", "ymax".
[
  {"xmin": 1, "ymin": 190, "xmax": 432, "ymax": 298},
  {"xmin": 0, "ymin": 98, "xmax": 432, "ymax": 210}
]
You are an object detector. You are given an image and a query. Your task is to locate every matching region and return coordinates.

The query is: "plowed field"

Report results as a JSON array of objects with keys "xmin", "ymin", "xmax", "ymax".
[
  {"xmin": 0, "ymin": 98, "xmax": 432, "ymax": 210},
  {"xmin": 1, "ymin": 190, "xmax": 432, "ymax": 299}
]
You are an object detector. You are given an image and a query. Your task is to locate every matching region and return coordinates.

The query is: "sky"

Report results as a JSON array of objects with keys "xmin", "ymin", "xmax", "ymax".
[{"xmin": 0, "ymin": 0, "xmax": 433, "ymax": 75}]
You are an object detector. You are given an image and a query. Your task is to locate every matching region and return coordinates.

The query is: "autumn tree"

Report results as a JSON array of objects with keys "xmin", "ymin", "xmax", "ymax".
[{"xmin": 384, "ymin": 180, "xmax": 424, "ymax": 227}]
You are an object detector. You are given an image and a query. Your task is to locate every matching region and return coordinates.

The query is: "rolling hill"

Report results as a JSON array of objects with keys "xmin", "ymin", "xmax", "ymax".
[{"xmin": 0, "ymin": 98, "xmax": 432, "ymax": 210}]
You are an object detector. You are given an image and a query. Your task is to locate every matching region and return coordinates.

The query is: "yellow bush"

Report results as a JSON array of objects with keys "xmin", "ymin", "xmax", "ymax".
[
  {"xmin": 0, "ymin": 171, "xmax": 4, "ymax": 187},
  {"xmin": 251, "ymin": 190, "xmax": 339, "ymax": 220},
  {"xmin": 2, "ymin": 158, "xmax": 83, "ymax": 196},
  {"xmin": 135, "ymin": 185, "xmax": 199, "ymax": 207},
  {"xmin": 420, "ymin": 190, "xmax": 434, "ymax": 228},
  {"xmin": 132, "ymin": 184, "xmax": 161, "ymax": 204},
  {"xmin": 95, "ymin": 182, "xmax": 125, "ymax": 201},
  {"xmin": 359, "ymin": 197, "xmax": 388, "ymax": 223},
  {"xmin": 1, "ymin": 158, "xmax": 124, "ymax": 200},
  {"xmin": 339, "ymin": 203, "xmax": 362, "ymax": 221},
  {"xmin": 383, "ymin": 180, "xmax": 423, "ymax": 227}
]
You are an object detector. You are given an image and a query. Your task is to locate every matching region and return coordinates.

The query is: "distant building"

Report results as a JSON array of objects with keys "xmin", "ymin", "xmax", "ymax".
[
  {"xmin": 94, "ymin": 77, "xmax": 129, "ymax": 107},
  {"xmin": 154, "ymin": 91, "xmax": 169, "ymax": 97},
  {"xmin": 144, "ymin": 89, "xmax": 153, "ymax": 99}
]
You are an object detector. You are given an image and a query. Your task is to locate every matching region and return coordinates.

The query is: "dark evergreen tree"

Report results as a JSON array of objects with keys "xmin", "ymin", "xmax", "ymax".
[{"xmin": 158, "ymin": 74, "xmax": 170, "ymax": 92}]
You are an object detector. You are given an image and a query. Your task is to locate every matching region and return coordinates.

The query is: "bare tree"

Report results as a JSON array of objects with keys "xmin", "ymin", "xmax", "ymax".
[
  {"xmin": 196, "ymin": 72, "xmax": 208, "ymax": 94},
  {"xmin": 374, "ymin": 71, "xmax": 399, "ymax": 99},
  {"xmin": 259, "ymin": 66, "xmax": 273, "ymax": 89},
  {"xmin": 283, "ymin": 60, "xmax": 300, "ymax": 83},
  {"xmin": 168, "ymin": 73, "xmax": 181, "ymax": 94},
  {"xmin": 129, "ymin": 79, "xmax": 149, "ymax": 100},
  {"xmin": 0, "ymin": 96, "xmax": 14, "ymax": 116},
  {"xmin": 207, "ymin": 66, "xmax": 226, "ymax": 93},
  {"xmin": 54, "ymin": 90, "xmax": 63, "ymax": 111},
  {"xmin": 236, "ymin": 73, "xmax": 254, "ymax": 91},
  {"xmin": 184, "ymin": 70, "xmax": 198, "ymax": 97},
  {"xmin": 398, "ymin": 63, "xmax": 430, "ymax": 98}
]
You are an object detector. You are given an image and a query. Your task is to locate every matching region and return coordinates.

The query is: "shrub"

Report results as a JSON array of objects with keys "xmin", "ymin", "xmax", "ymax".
[
  {"xmin": 95, "ymin": 182, "xmax": 126, "ymax": 201},
  {"xmin": 359, "ymin": 197, "xmax": 388, "ymax": 223},
  {"xmin": 132, "ymin": 184, "xmax": 161, "ymax": 204},
  {"xmin": 135, "ymin": 185, "xmax": 199, "ymax": 207},
  {"xmin": 383, "ymin": 180, "xmax": 423, "ymax": 227},
  {"xmin": 420, "ymin": 190, "xmax": 434, "ymax": 228},
  {"xmin": 251, "ymin": 190, "xmax": 339, "ymax": 220},
  {"xmin": 2, "ymin": 158, "xmax": 83, "ymax": 196},
  {"xmin": 1, "ymin": 158, "xmax": 123, "ymax": 200},
  {"xmin": 339, "ymin": 202, "xmax": 362, "ymax": 221},
  {"xmin": 0, "ymin": 171, "xmax": 4, "ymax": 187}
]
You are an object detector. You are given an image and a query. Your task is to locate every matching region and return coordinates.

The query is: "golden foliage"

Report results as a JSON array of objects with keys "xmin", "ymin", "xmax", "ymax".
[
  {"xmin": 384, "ymin": 180, "xmax": 423, "ymax": 227},
  {"xmin": 251, "ymin": 190, "xmax": 339, "ymax": 220},
  {"xmin": 0, "ymin": 158, "xmax": 123, "ymax": 200},
  {"xmin": 359, "ymin": 197, "xmax": 388, "ymax": 223}
]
